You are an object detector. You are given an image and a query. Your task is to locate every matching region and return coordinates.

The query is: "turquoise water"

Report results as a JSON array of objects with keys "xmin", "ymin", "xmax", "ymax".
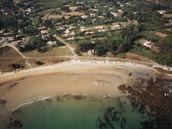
[{"xmin": 0, "ymin": 97, "xmax": 150, "ymax": 129}]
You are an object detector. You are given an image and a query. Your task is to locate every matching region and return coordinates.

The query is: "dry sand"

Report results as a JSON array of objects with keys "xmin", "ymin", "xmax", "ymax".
[{"xmin": 0, "ymin": 60, "xmax": 155, "ymax": 112}]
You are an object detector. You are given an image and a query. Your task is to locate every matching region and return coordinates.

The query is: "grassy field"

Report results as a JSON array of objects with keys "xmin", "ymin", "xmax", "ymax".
[
  {"xmin": 154, "ymin": 31, "xmax": 168, "ymax": 38},
  {"xmin": 0, "ymin": 46, "xmax": 26, "ymax": 72},
  {"xmin": 0, "ymin": 46, "xmax": 22, "ymax": 57},
  {"xmin": 116, "ymin": 52, "xmax": 154, "ymax": 62},
  {"xmin": 130, "ymin": 45, "xmax": 157, "ymax": 61},
  {"xmin": 42, "ymin": 11, "xmax": 84, "ymax": 20},
  {"xmin": 35, "ymin": 0, "xmax": 64, "ymax": 10},
  {"xmin": 23, "ymin": 46, "xmax": 72, "ymax": 57}
]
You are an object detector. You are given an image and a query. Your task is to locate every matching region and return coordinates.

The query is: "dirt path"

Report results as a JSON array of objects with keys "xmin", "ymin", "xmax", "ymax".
[
  {"xmin": 56, "ymin": 36, "xmax": 77, "ymax": 56},
  {"xmin": 2, "ymin": 44, "xmax": 32, "ymax": 68}
]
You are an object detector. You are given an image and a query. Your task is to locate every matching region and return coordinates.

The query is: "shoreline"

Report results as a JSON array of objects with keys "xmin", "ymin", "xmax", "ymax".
[
  {"xmin": 0, "ymin": 60, "xmax": 157, "ymax": 116},
  {"xmin": 0, "ymin": 59, "xmax": 153, "ymax": 84},
  {"xmin": 10, "ymin": 93, "xmax": 115, "ymax": 113}
]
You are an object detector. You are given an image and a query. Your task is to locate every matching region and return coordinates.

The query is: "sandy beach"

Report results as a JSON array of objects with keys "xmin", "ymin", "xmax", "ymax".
[{"xmin": 0, "ymin": 60, "xmax": 156, "ymax": 114}]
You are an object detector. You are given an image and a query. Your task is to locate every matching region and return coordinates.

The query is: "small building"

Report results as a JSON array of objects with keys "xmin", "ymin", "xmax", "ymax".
[
  {"xmin": 143, "ymin": 41, "xmax": 152, "ymax": 48},
  {"xmin": 0, "ymin": 37, "xmax": 6, "ymax": 43},
  {"xmin": 7, "ymin": 36, "xmax": 15, "ymax": 42},
  {"xmin": 95, "ymin": 25, "xmax": 104, "ymax": 29},
  {"xmin": 98, "ymin": 16, "xmax": 105, "ymax": 19},
  {"xmin": 0, "ymin": 36, "xmax": 15, "ymax": 43},
  {"xmin": 80, "ymin": 26, "xmax": 87, "ymax": 32},
  {"xmin": 81, "ymin": 15, "xmax": 88, "ymax": 19},
  {"xmin": 111, "ymin": 24, "xmax": 121, "ymax": 30},
  {"xmin": 98, "ymin": 29, "xmax": 107, "ymax": 32},
  {"xmin": 85, "ymin": 31, "xmax": 95, "ymax": 35},
  {"xmin": 47, "ymin": 41, "xmax": 57, "ymax": 46},
  {"xmin": 157, "ymin": 10, "xmax": 166, "ymax": 15},
  {"xmin": 41, "ymin": 29, "xmax": 48, "ymax": 34},
  {"xmin": 90, "ymin": 13, "xmax": 96, "ymax": 17},
  {"xmin": 117, "ymin": 9, "xmax": 123, "ymax": 14},
  {"xmin": 64, "ymin": 29, "xmax": 75, "ymax": 37},
  {"xmin": 111, "ymin": 12, "xmax": 119, "ymax": 17},
  {"xmin": 67, "ymin": 37, "xmax": 75, "ymax": 41}
]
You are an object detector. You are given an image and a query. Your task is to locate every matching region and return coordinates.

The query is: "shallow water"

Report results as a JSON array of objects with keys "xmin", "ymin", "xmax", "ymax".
[{"xmin": 0, "ymin": 97, "xmax": 150, "ymax": 129}]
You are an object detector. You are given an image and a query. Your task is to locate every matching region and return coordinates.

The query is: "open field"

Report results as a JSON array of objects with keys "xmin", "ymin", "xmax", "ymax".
[
  {"xmin": 35, "ymin": 0, "xmax": 64, "ymax": 9},
  {"xmin": 42, "ymin": 11, "xmax": 84, "ymax": 20},
  {"xmin": 116, "ymin": 52, "xmax": 155, "ymax": 62},
  {"xmin": 0, "ymin": 47, "xmax": 26, "ymax": 72},
  {"xmin": 23, "ymin": 47, "xmax": 72, "ymax": 57},
  {"xmin": 154, "ymin": 31, "xmax": 168, "ymax": 38},
  {"xmin": 0, "ymin": 46, "xmax": 21, "ymax": 57},
  {"xmin": 163, "ymin": 13, "xmax": 172, "ymax": 18}
]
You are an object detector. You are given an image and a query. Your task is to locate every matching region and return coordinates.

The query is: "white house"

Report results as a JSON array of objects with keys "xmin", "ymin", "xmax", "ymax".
[
  {"xmin": 143, "ymin": 41, "xmax": 152, "ymax": 48},
  {"xmin": 81, "ymin": 15, "xmax": 88, "ymax": 19},
  {"xmin": 111, "ymin": 12, "xmax": 119, "ymax": 17},
  {"xmin": 41, "ymin": 29, "xmax": 48, "ymax": 34},
  {"xmin": 95, "ymin": 25, "xmax": 104, "ymax": 29},
  {"xmin": 111, "ymin": 24, "xmax": 121, "ymax": 30},
  {"xmin": 157, "ymin": 10, "xmax": 166, "ymax": 15},
  {"xmin": 47, "ymin": 41, "xmax": 57, "ymax": 46}
]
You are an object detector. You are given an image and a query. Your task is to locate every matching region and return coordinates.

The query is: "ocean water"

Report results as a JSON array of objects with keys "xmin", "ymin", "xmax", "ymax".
[{"xmin": 0, "ymin": 97, "xmax": 150, "ymax": 129}]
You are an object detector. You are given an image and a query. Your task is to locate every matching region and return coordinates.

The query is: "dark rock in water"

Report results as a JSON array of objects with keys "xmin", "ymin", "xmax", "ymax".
[
  {"xmin": 120, "ymin": 118, "xmax": 126, "ymax": 129},
  {"xmin": 118, "ymin": 76, "xmax": 172, "ymax": 128},
  {"xmin": 97, "ymin": 107, "xmax": 123, "ymax": 129},
  {"xmin": 72, "ymin": 95, "xmax": 84, "ymax": 100},
  {"xmin": 7, "ymin": 119, "xmax": 23, "ymax": 129}
]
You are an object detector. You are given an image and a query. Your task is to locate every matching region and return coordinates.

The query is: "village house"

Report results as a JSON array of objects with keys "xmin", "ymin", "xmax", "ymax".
[
  {"xmin": 98, "ymin": 16, "xmax": 105, "ymax": 19},
  {"xmin": 95, "ymin": 25, "xmax": 104, "ymax": 29},
  {"xmin": 139, "ymin": 39, "xmax": 154, "ymax": 49},
  {"xmin": 111, "ymin": 12, "xmax": 119, "ymax": 17},
  {"xmin": 0, "ymin": 36, "xmax": 15, "ymax": 43},
  {"xmin": 90, "ymin": 9, "xmax": 98, "ymax": 12},
  {"xmin": 143, "ymin": 40, "xmax": 152, "ymax": 48},
  {"xmin": 7, "ymin": 36, "xmax": 15, "ymax": 42},
  {"xmin": 66, "ymin": 36, "xmax": 75, "ymax": 41},
  {"xmin": 125, "ymin": 2, "xmax": 131, "ymax": 6},
  {"xmin": 41, "ymin": 34, "xmax": 50, "ymax": 40},
  {"xmin": 111, "ymin": 24, "xmax": 121, "ymax": 30},
  {"xmin": 81, "ymin": 15, "xmax": 88, "ymax": 19},
  {"xmin": 0, "ymin": 9, "xmax": 11, "ymax": 15},
  {"xmin": 157, "ymin": 10, "xmax": 166, "ymax": 15},
  {"xmin": 40, "ymin": 29, "xmax": 49, "ymax": 35},
  {"xmin": 64, "ymin": 29, "xmax": 75, "ymax": 37},
  {"xmin": 98, "ymin": 29, "xmax": 107, "ymax": 32},
  {"xmin": 85, "ymin": 31, "xmax": 95, "ymax": 35},
  {"xmin": 0, "ymin": 37, "xmax": 5, "ymax": 43},
  {"xmin": 80, "ymin": 26, "xmax": 87, "ymax": 32},
  {"xmin": 47, "ymin": 41, "xmax": 57, "ymax": 46},
  {"xmin": 90, "ymin": 13, "xmax": 96, "ymax": 17},
  {"xmin": 117, "ymin": 9, "xmax": 123, "ymax": 15},
  {"xmin": 120, "ymin": 4, "xmax": 124, "ymax": 7},
  {"xmin": 0, "ymin": 30, "xmax": 4, "ymax": 34}
]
